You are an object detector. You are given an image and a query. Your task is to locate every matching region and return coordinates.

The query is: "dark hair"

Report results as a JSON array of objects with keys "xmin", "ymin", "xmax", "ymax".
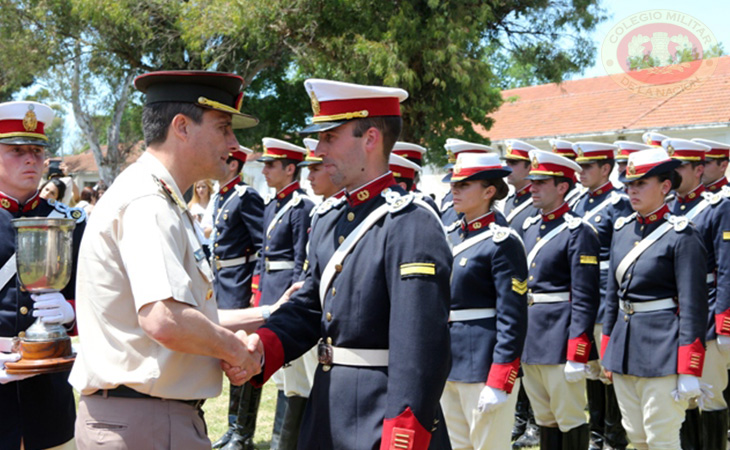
[
  {"xmin": 657, "ymin": 170, "xmax": 682, "ymax": 190},
  {"xmin": 351, "ymin": 116, "xmax": 403, "ymax": 156},
  {"xmin": 142, "ymin": 102, "xmax": 205, "ymax": 146},
  {"xmin": 687, "ymin": 160, "xmax": 705, "ymax": 169},
  {"xmin": 552, "ymin": 176, "xmax": 575, "ymax": 193},
  {"xmin": 80, "ymin": 186, "xmax": 94, "ymax": 202},
  {"xmin": 277, "ymin": 158, "xmax": 301, "ymax": 181},
  {"xmin": 597, "ymin": 159, "xmax": 615, "ymax": 172},
  {"xmin": 480, "ymin": 178, "xmax": 509, "ymax": 207},
  {"xmin": 394, "ymin": 177, "xmax": 414, "ymax": 191},
  {"xmin": 43, "ymin": 178, "xmax": 66, "ymax": 201},
  {"xmin": 226, "ymin": 156, "xmax": 243, "ymax": 174}
]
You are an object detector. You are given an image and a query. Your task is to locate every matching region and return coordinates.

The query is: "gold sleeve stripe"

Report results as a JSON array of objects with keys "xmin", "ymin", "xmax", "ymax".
[
  {"xmin": 512, "ymin": 278, "xmax": 528, "ymax": 295},
  {"xmin": 400, "ymin": 262, "xmax": 436, "ymax": 277},
  {"xmin": 580, "ymin": 255, "xmax": 598, "ymax": 265},
  {"xmin": 724, "ymin": 231, "xmax": 730, "ymax": 241}
]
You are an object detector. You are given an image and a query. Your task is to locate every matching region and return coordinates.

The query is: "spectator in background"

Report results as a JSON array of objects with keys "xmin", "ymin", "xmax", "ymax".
[
  {"xmin": 39, "ymin": 177, "xmax": 67, "ymax": 202},
  {"xmin": 188, "ymin": 179, "xmax": 213, "ymax": 222},
  {"xmin": 76, "ymin": 187, "xmax": 95, "ymax": 216}
]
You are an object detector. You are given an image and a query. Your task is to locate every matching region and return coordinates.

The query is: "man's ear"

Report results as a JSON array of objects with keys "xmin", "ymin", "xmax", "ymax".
[
  {"xmin": 362, "ymin": 127, "xmax": 382, "ymax": 155},
  {"xmin": 285, "ymin": 161, "xmax": 296, "ymax": 176},
  {"xmin": 170, "ymin": 114, "xmax": 190, "ymax": 142}
]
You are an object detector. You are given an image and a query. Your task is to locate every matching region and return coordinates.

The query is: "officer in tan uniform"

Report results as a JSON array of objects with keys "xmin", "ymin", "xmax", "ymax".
[{"xmin": 69, "ymin": 71, "xmax": 262, "ymax": 449}]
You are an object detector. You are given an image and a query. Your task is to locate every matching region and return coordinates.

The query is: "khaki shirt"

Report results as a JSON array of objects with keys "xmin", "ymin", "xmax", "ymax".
[{"xmin": 69, "ymin": 152, "xmax": 222, "ymax": 400}]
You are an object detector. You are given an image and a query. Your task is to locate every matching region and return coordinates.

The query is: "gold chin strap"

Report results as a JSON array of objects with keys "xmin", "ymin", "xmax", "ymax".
[
  {"xmin": 312, "ymin": 110, "xmax": 369, "ymax": 123},
  {"xmin": 197, "ymin": 96, "xmax": 240, "ymax": 114}
]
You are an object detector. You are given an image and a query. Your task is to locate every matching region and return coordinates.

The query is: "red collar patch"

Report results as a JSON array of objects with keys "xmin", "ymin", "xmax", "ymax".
[
  {"xmin": 276, "ymin": 181, "xmax": 300, "ymax": 200},
  {"xmin": 0, "ymin": 190, "xmax": 40, "ymax": 213},
  {"xmin": 676, "ymin": 184, "xmax": 705, "ymax": 204},
  {"xmin": 541, "ymin": 202, "xmax": 569, "ymax": 222},
  {"xmin": 637, "ymin": 204, "xmax": 669, "ymax": 224},
  {"xmin": 516, "ymin": 183, "xmax": 532, "ymax": 198},
  {"xmin": 346, "ymin": 172, "xmax": 396, "ymax": 207},
  {"xmin": 707, "ymin": 177, "xmax": 728, "ymax": 192},
  {"xmin": 462, "ymin": 212, "xmax": 495, "ymax": 233},
  {"xmin": 219, "ymin": 176, "xmax": 241, "ymax": 195},
  {"xmin": 591, "ymin": 181, "xmax": 614, "ymax": 197}
]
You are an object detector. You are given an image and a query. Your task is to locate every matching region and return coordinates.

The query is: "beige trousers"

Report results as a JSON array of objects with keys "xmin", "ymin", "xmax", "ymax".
[
  {"xmin": 21, "ymin": 438, "xmax": 76, "ymax": 450},
  {"xmin": 440, "ymin": 380, "xmax": 520, "ymax": 450},
  {"xmin": 75, "ymin": 395, "xmax": 209, "ymax": 450},
  {"xmin": 700, "ymin": 339, "xmax": 730, "ymax": 411},
  {"xmin": 522, "ymin": 364, "xmax": 587, "ymax": 432},
  {"xmin": 282, "ymin": 346, "xmax": 318, "ymax": 398},
  {"xmin": 612, "ymin": 373, "xmax": 688, "ymax": 450}
]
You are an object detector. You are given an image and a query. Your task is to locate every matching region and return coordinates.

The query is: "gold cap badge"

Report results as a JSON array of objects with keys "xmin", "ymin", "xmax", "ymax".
[
  {"xmin": 23, "ymin": 105, "xmax": 37, "ymax": 132},
  {"xmin": 531, "ymin": 156, "xmax": 539, "ymax": 169},
  {"xmin": 628, "ymin": 162, "xmax": 636, "ymax": 176},
  {"xmin": 310, "ymin": 91, "xmax": 320, "ymax": 115}
]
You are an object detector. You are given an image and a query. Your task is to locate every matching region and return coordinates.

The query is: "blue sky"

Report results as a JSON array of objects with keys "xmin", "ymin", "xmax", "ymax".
[{"xmin": 574, "ymin": 0, "xmax": 728, "ymax": 79}]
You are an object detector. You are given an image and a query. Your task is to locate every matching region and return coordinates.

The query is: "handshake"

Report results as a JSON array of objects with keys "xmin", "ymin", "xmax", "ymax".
[{"xmin": 221, "ymin": 331, "xmax": 264, "ymax": 386}]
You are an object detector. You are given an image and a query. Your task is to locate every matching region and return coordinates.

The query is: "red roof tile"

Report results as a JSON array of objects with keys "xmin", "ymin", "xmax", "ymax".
[{"xmin": 478, "ymin": 56, "xmax": 730, "ymax": 141}]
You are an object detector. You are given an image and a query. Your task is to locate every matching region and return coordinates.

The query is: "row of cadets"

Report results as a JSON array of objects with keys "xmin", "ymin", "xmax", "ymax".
[
  {"xmin": 601, "ymin": 147, "xmax": 709, "ymax": 449},
  {"xmin": 0, "ymin": 101, "xmax": 86, "ymax": 449},
  {"xmin": 253, "ymin": 137, "xmax": 314, "ymax": 450},
  {"xmin": 695, "ymin": 138, "xmax": 730, "ymax": 193},
  {"xmin": 209, "ymin": 144, "xmax": 265, "ymax": 450},
  {"xmin": 570, "ymin": 142, "xmax": 633, "ymax": 450},
  {"xmin": 241, "ymin": 78, "xmax": 453, "ymax": 449},
  {"xmin": 301, "ymin": 138, "xmax": 343, "ymax": 202},
  {"xmin": 392, "ymin": 141, "xmax": 426, "ymax": 191},
  {"xmin": 520, "ymin": 150, "xmax": 601, "ymax": 448},
  {"xmin": 441, "ymin": 152, "xmax": 528, "ymax": 449},
  {"xmin": 550, "ymin": 139, "xmax": 588, "ymax": 208},
  {"xmin": 389, "ymin": 151, "xmax": 439, "ymax": 214},
  {"xmin": 614, "ymin": 141, "xmax": 653, "ymax": 178},
  {"xmin": 501, "ymin": 139, "xmax": 541, "ymax": 238},
  {"xmin": 661, "ymin": 137, "xmax": 730, "ymax": 449},
  {"xmin": 439, "ymin": 138, "xmax": 492, "ymax": 229}
]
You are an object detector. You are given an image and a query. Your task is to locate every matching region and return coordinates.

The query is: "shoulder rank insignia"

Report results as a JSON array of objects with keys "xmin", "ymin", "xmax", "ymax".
[
  {"xmin": 668, "ymin": 214, "xmax": 689, "ymax": 232},
  {"xmin": 400, "ymin": 262, "xmax": 435, "ymax": 278},
  {"xmin": 234, "ymin": 185, "xmax": 249, "ymax": 197},
  {"xmin": 512, "ymin": 277, "xmax": 528, "ymax": 295},
  {"xmin": 705, "ymin": 191, "xmax": 723, "ymax": 205},
  {"xmin": 490, "ymin": 223, "xmax": 511, "ymax": 243},
  {"xmin": 382, "ymin": 188, "xmax": 413, "ymax": 213},
  {"xmin": 614, "ymin": 213, "xmax": 637, "ymax": 231},
  {"xmin": 564, "ymin": 213, "xmax": 582, "ymax": 230},
  {"xmin": 522, "ymin": 214, "xmax": 541, "ymax": 231},
  {"xmin": 152, "ymin": 175, "xmax": 186, "ymax": 211}
]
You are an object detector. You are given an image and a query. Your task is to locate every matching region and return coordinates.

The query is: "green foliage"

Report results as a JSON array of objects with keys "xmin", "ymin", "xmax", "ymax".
[{"xmin": 627, "ymin": 43, "xmax": 725, "ymax": 71}]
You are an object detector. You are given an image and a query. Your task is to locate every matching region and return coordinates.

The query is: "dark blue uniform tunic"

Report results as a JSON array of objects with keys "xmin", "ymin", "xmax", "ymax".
[
  {"xmin": 210, "ymin": 177, "xmax": 264, "ymax": 308},
  {"xmin": 502, "ymin": 184, "xmax": 539, "ymax": 237},
  {"xmin": 0, "ymin": 193, "xmax": 85, "ymax": 450},
  {"xmin": 253, "ymin": 174, "xmax": 453, "ymax": 450}
]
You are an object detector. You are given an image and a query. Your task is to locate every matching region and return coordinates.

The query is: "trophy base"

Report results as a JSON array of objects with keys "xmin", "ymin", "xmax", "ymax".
[{"xmin": 5, "ymin": 336, "xmax": 76, "ymax": 375}]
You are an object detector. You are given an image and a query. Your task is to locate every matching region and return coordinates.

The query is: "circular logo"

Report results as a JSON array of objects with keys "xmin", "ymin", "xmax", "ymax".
[{"xmin": 601, "ymin": 10, "xmax": 718, "ymax": 97}]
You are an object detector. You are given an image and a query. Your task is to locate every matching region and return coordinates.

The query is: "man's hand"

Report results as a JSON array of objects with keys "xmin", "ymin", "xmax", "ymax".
[
  {"xmin": 477, "ymin": 385, "xmax": 509, "ymax": 414},
  {"xmin": 564, "ymin": 361, "xmax": 587, "ymax": 383},
  {"xmin": 221, "ymin": 331, "xmax": 262, "ymax": 386},
  {"xmin": 272, "ymin": 281, "xmax": 304, "ymax": 313},
  {"xmin": 31, "ymin": 293, "xmax": 75, "ymax": 324}
]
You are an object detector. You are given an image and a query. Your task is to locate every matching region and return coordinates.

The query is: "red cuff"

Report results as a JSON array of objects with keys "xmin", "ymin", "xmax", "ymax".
[
  {"xmin": 66, "ymin": 299, "xmax": 77, "ymax": 337},
  {"xmin": 715, "ymin": 309, "xmax": 730, "ymax": 336},
  {"xmin": 567, "ymin": 332, "xmax": 591, "ymax": 364},
  {"xmin": 600, "ymin": 334, "xmax": 610, "ymax": 360},
  {"xmin": 678, "ymin": 337, "xmax": 705, "ymax": 377},
  {"xmin": 486, "ymin": 358, "xmax": 520, "ymax": 394},
  {"xmin": 251, "ymin": 274, "xmax": 260, "ymax": 292},
  {"xmin": 380, "ymin": 407, "xmax": 431, "ymax": 450},
  {"xmin": 249, "ymin": 328, "xmax": 284, "ymax": 388}
]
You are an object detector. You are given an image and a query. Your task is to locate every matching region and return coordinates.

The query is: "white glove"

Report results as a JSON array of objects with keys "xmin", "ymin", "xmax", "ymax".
[
  {"xmin": 31, "ymin": 293, "xmax": 75, "ymax": 325},
  {"xmin": 673, "ymin": 374, "xmax": 702, "ymax": 402},
  {"xmin": 564, "ymin": 361, "xmax": 587, "ymax": 383},
  {"xmin": 477, "ymin": 385, "xmax": 509, "ymax": 414},
  {"xmin": 0, "ymin": 338, "xmax": 34, "ymax": 384},
  {"xmin": 717, "ymin": 335, "xmax": 730, "ymax": 354},
  {"xmin": 585, "ymin": 361, "xmax": 603, "ymax": 381}
]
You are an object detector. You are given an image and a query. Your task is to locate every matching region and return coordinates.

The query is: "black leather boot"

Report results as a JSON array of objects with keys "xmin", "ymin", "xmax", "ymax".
[
  {"xmin": 277, "ymin": 396, "xmax": 308, "ymax": 450},
  {"xmin": 702, "ymin": 408, "xmax": 729, "ymax": 450},
  {"xmin": 586, "ymin": 379, "xmax": 605, "ymax": 450},
  {"xmin": 513, "ymin": 383, "xmax": 530, "ymax": 441},
  {"xmin": 562, "ymin": 424, "xmax": 589, "ymax": 450},
  {"xmin": 539, "ymin": 426, "xmax": 563, "ymax": 449},
  {"xmin": 270, "ymin": 389, "xmax": 288, "ymax": 450},
  {"xmin": 213, "ymin": 383, "xmax": 243, "ymax": 448},
  {"xmin": 680, "ymin": 407, "xmax": 703, "ymax": 450},
  {"xmin": 603, "ymin": 384, "xmax": 627, "ymax": 450},
  {"xmin": 221, "ymin": 383, "xmax": 262, "ymax": 450}
]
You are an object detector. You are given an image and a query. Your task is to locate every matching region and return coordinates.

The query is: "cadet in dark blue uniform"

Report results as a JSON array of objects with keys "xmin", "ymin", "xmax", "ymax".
[
  {"xmin": 235, "ymin": 79, "xmax": 453, "ymax": 450},
  {"xmin": 602, "ymin": 147, "xmax": 708, "ymax": 450},
  {"xmin": 0, "ymin": 101, "xmax": 86, "ymax": 450},
  {"xmin": 695, "ymin": 138, "xmax": 729, "ymax": 193},
  {"xmin": 254, "ymin": 138, "xmax": 313, "ymax": 450},
  {"xmin": 572, "ymin": 142, "xmax": 632, "ymax": 450},
  {"xmin": 662, "ymin": 138, "xmax": 730, "ymax": 449},
  {"xmin": 613, "ymin": 141, "xmax": 653, "ymax": 186},
  {"xmin": 521, "ymin": 150, "xmax": 600, "ymax": 449},
  {"xmin": 440, "ymin": 139, "xmax": 491, "ymax": 230},
  {"xmin": 550, "ymin": 139, "xmax": 587, "ymax": 209},
  {"xmin": 500, "ymin": 139, "xmax": 540, "ymax": 238},
  {"xmin": 210, "ymin": 145, "xmax": 265, "ymax": 450},
  {"xmin": 441, "ymin": 152, "xmax": 527, "ymax": 449},
  {"xmin": 389, "ymin": 153, "xmax": 439, "ymax": 215},
  {"xmin": 392, "ymin": 141, "xmax": 426, "ymax": 193}
]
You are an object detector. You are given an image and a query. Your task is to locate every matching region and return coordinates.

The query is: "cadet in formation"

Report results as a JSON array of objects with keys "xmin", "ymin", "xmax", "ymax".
[{"xmin": 441, "ymin": 152, "xmax": 528, "ymax": 449}]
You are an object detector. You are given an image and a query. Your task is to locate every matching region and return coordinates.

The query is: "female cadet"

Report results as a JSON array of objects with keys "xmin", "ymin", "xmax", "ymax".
[
  {"xmin": 441, "ymin": 152, "xmax": 528, "ymax": 449},
  {"xmin": 601, "ymin": 147, "xmax": 708, "ymax": 450}
]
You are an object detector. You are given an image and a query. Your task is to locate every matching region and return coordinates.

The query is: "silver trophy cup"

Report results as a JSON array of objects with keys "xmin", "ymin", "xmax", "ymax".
[{"xmin": 5, "ymin": 217, "xmax": 76, "ymax": 374}]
